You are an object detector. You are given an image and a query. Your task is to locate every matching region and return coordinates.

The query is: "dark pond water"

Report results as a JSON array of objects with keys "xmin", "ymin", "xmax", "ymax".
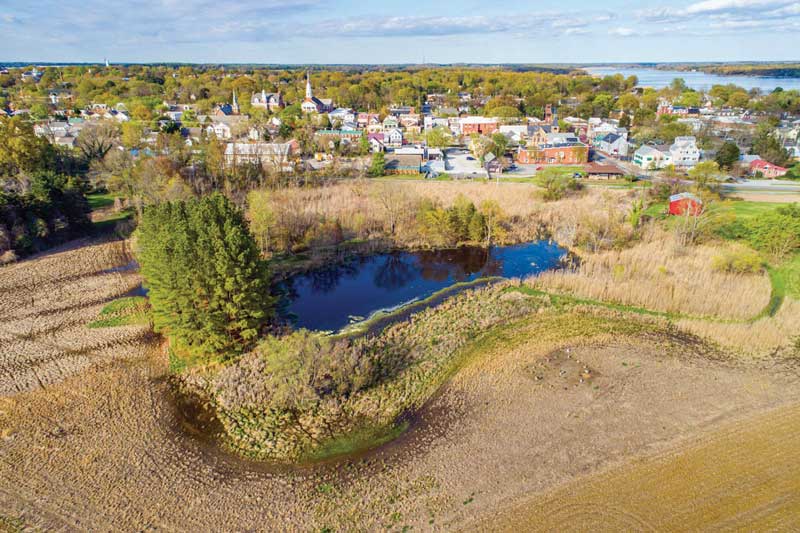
[{"xmin": 279, "ymin": 241, "xmax": 566, "ymax": 332}]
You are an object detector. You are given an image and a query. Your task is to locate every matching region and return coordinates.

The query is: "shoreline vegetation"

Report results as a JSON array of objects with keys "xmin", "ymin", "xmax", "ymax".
[{"xmin": 653, "ymin": 62, "xmax": 800, "ymax": 79}]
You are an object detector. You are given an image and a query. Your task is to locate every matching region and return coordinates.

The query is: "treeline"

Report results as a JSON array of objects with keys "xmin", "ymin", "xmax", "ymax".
[
  {"xmin": 0, "ymin": 116, "xmax": 91, "ymax": 261},
  {"xmin": 0, "ymin": 172, "xmax": 90, "ymax": 262},
  {"xmin": 3, "ymin": 64, "xmax": 634, "ymax": 120},
  {"xmin": 664, "ymin": 63, "xmax": 800, "ymax": 79}
]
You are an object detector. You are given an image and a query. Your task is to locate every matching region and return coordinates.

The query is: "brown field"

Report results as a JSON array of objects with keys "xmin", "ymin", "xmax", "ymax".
[
  {"xmin": 474, "ymin": 403, "xmax": 800, "ymax": 532},
  {"xmin": 2, "ymin": 240, "xmax": 800, "ymax": 531},
  {"xmin": 0, "ymin": 239, "xmax": 149, "ymax": 395}
]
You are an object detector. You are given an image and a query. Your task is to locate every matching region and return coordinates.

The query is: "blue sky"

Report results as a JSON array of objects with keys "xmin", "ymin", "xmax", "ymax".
[{"xmin": 1, "ymin": 0, "xmax": 798, "ymax": 63}]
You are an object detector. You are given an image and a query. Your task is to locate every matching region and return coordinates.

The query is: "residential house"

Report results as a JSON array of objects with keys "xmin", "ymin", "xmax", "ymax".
[
  {"xmin": 328, "ymin": 108, "xmax": 356, "ymax": 125},
  {"xmin": 388, "ymin": 105, "xmax": 414, "ymax": 117},
  {"xmin": 382, "ymin": 115, "xmax": 400, "ymax": 130},
  {"xmin": 669, "ymin": 136, "xmax": 701, "ymax": 167},
  {"xmin": 385, "ymin": 128, "xmax": 404, "ymax": 147},
  {"xmin": 594, "ymin": 133, "xmax": 629, "ymax": 158},
  {"xmin": 367, "ymin": 133, "xmax": 385, "ymax": 152},
  {"xmin": 750, "ymin": 159, "xmax": 789, "ymax": 178},
  {"xmin": 633, "ymin": 145, "xmax": 672, "ymax": 170},
  {"xmin": 399, "ymin": 114, "xmax": 421, "ymax": 128},
  {"xmin": 203, "ymin": 115, "xmax": 247, "ymax": 139},
  {"xmin": 357, "ymin": 113, "xmax": 380, "ymax": 127}
]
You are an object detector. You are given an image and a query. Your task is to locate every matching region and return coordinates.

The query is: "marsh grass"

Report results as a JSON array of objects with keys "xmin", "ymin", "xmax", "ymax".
[{"xmin": 531, "ymin": 230, "xmax": 771, "ymax": 320}]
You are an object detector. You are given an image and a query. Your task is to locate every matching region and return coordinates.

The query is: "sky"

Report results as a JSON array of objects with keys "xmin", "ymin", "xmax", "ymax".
[{"xmin": 1, "ymin": 0, "xmax": 799, "ymax": 64}]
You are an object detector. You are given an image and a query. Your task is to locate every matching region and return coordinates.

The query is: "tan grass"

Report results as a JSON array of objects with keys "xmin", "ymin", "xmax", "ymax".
[
  {"xmin": 254, "ymin": 180, "xmax": 632, "ymax": 250},
  {"xmin": 530, "ymin": 229, "xmax": 772, "ymax": 320},
  {"xmin": 677, "ymin": 297, "xmax": 800, "ymax": 355}
]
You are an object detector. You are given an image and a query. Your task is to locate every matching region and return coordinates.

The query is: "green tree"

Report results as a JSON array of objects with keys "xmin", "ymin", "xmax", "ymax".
[
  {"xmin": 426, "ymin": 126, "xmax": 451, "ymax": 150},
  {"xmin": 368, "ymin": 151, "xmax": 385, "ymax": 177},
  {"xmin": 752, "ymin": 125, "xmax": 792, "ymax": 167},
  {"xmin": 715, "ymin": 141, "xmax": 740, "ymax": 169},
  {"xmin": 535, "ymin": 168, "xmax": 581, "ymax": 201},
  {"xmin": 0, "ymin": 116, "xmax": 54, "ymax": 177},
  {"xmin": 136, "ymin": 193, "xmax": 273, "ymax": 360}
]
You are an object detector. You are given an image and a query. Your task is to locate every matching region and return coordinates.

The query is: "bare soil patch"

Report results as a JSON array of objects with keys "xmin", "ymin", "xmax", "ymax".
[{"xmin": 2, "ymin": 308, "xmax": 799, "ymax": 530}]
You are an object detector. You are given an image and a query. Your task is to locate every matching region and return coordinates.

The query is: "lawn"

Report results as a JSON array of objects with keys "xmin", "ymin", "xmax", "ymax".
[
  {"xmin": 86, "ymin": 192, "xmax": 118, "ymax": 210},
  {"xmin": 771, "ymin": 253, "xmax": 800, "ymax": 300},
  {"xmin": 725, "ymin": 200, "xmax": 793, "ymax": 221}
]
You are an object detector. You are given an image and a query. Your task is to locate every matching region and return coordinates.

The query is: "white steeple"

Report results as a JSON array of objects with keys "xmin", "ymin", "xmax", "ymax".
[{"xmin": 305, "ymin": 71, "xmax": 313, "ymax": 100}]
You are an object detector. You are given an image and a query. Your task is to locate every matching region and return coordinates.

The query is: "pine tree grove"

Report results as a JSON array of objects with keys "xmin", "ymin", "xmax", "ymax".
[{"xmin": 136, "ymin": 193, "xmax": 273, "ymax": 360}]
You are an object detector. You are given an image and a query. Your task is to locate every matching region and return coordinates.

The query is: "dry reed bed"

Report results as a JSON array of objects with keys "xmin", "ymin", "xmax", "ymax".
[
  {"xmin": 530, "ymin": 231, "xmax": 772, "ymax": 320},
  {"xmin": 261, "ymin": 180, "xmax": 633, "ymax": 249},
  {"xmin": 0, "ymin": 239, "xmax": 150, "ymax": 396}
]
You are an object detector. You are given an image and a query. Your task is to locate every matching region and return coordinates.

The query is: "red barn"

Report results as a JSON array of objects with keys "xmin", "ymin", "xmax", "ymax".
[{"xmin": 669, "ymin": 193, "xmax": 703, "ymax": 216}]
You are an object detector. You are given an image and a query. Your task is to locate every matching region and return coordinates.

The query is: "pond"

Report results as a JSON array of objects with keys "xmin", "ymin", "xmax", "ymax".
[{"xmin": 278, "ymin": 241, "xmax": 566, "ymax": 332}]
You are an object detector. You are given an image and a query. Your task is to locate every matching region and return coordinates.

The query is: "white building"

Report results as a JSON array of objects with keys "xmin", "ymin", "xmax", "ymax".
[
  {"xmin": 224, "ymin": 141, "xmax": 295, "ymax": 170},
  {"xmin": 633, "ymin": 145, "xmax": 672, "ymax": 170},
  {"xmin": 669, "ymin": 136, "xmax": 701, "ymax": 167}
]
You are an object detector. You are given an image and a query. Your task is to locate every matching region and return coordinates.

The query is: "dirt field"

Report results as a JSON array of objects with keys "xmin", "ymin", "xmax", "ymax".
[
  {"xmin": 473, "ymin": 403, "xmax": 800, "ymax": 531},
  {"xmin": 1, "ymin": 241, "xmax": 800, "ymax": 530},
  {"xmin": 0, "ymin": 239, "xmax": 149, "ymax": 395}
]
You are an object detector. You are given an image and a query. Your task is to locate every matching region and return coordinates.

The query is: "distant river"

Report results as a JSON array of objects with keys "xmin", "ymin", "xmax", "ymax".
[
  {"xmin": 279, "ymin": 241, "xmax": 566, "ymax": 332},
  {"xmin": 584, "ymin": 67, "xmax": 800, "ymax": 92}
]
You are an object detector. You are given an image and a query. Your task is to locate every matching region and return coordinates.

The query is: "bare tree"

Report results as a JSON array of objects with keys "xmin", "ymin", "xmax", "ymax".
[{"xmin": 76, "ymin": 121, "xmax": 120, "ymax": 162}]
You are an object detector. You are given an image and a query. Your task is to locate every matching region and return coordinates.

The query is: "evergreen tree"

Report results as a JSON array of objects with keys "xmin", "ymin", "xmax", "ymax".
[
  {"xmin": 136, "ymin": 193, "xmax": 273, "ymax": 361},
  {"xmin": 368, "ymin": 152, "xmax": 386, "ymax": 177}
]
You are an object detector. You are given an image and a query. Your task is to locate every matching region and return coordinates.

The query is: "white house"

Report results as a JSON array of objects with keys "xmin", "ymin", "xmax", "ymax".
[
  {"xmin": 385, "ymin": 128, "xmax": 404, "ymax": 147},
  {"xmin": 633, "ymin": 145, "xmax": 672, "ymax": 170},
  {"xmin": 595, "ymin": 133, "xmax": 629, "ymax": 158},
  {"xmin": 669, "ymin": 136, "xmax": 701, "ymax": 167},
  {"xmin": 224, "ymin": 141, "xmax": 295, "ymax": 170}
]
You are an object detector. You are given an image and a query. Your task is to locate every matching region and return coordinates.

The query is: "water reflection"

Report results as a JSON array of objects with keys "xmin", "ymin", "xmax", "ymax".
[{"xmin": 279, "ymin": 241, "xmax": 565, "ymax": 332}]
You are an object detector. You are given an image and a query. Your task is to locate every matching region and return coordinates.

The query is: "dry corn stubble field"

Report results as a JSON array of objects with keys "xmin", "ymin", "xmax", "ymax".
[
  {"xmin": 0, "ymin": 239, "xmax": 151, "ymax": 396},
  {"xmin": 2, "ymin": 238, "xmax": 800, "ymax": 532}
]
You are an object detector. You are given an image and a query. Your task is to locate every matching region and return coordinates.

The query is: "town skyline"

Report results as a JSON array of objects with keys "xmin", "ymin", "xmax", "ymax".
[{"xmin": 2, "ymin": 0, "xmax": 799, "ymax": 64}]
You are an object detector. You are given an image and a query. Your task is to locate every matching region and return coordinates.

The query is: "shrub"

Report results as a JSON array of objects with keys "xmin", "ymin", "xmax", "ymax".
[
  {"xmin": 712, "ymin": 248, "xmax": 763, "ymax": 274},
  {"xmin": 535, "ymin": 168, "xmax": 582, "ymax": 201},
  {"xmin": 745, "ymin": 204, "xmax": 800, "ymax": 258}
]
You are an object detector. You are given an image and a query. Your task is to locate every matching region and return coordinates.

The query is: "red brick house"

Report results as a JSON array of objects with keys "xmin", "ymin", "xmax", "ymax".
[
  {"xmin": 750, "ymin": 159, "xmax": 788, "ymax": 179},
  {"xmin": 517, "ymin": 143, "xmax": 589, "ymax": 165},
  {"xmin": 460, "ymin": 117, "xmax": 498, "ymax": 135}
]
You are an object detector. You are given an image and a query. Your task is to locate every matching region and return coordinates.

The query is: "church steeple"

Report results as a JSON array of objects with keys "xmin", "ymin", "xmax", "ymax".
[
  {"xmin": 305, "ymin": 70, "xmax": 313, "ymax": 100},
  {"xmin": 232, "ymin": 90, "xmax": 239, "ymax": 115}
]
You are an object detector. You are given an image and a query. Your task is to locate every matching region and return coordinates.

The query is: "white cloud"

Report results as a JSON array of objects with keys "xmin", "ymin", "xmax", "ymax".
[
  {"xmin": 684, "ymin": 0, "xmax": 788, "ymax": 14},
  {"xmin": 609, "ymin": 27, "xmax": 640, "ymax": 36}
]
